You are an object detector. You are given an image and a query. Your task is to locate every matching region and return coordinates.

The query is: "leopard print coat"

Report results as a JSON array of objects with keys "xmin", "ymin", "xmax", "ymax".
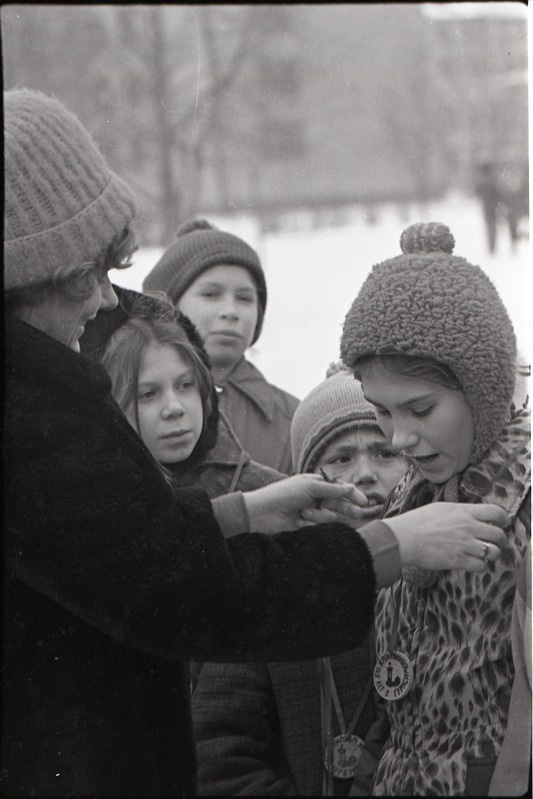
[{"xmin": 373, "ymin": 407, "xmax": 530, "ymax": 796}]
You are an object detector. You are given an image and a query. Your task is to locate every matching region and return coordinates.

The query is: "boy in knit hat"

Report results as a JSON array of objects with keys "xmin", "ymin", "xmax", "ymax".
[
  {"xmin": 143, "ymin": 218, "xmax": 299, "ymax": 473},
  {"xmin": 340, "ymin": 221, "xmax": 531, "ymax": 796},
  {"xmin": 192, "ymin": 371, "xmax": 408, "ymax": 797}
]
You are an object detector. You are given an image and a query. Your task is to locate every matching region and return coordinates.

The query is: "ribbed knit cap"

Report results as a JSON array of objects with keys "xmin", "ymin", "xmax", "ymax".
[
  {"xmin": 4, "ymin": 88, "xmax": 138, "ymax": 291},
  {"xmin": 291, "ymin": 371, "xmax": 381, "ymax": 474},
  {"xmin": 340, "ymin": 222, "xmax": 517, "ymax": 463},
  {"xmin": 143, "ymin": 218, "xmax": 267, "ymax": 344}
]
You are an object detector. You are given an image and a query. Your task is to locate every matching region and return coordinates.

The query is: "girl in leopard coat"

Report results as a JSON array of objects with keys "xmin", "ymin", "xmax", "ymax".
[{"xmin": 340, "ymin": 221, "xmax": 531, "ymax": 796}]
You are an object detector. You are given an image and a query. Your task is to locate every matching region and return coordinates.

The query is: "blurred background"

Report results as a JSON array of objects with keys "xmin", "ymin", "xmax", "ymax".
[{"xmin": 2, "ymin": 2, "xmax": 529, "ymax": 399}]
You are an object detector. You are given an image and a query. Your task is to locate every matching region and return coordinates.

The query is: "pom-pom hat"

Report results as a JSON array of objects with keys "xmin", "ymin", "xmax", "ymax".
[
  {"xmin": 143, "ymin": 218, "xmax": 267, "ymax": 344},
  {"xmin": 4, "ymin": 89, "xmax": 138, "ymax": 291},
  {"xmin": 340, "ymin": 222, "xmax": 517, "ymax": 463},
  {"xmin": 291, "ymin": 371, "xmax": 382, "ymax": 474}
]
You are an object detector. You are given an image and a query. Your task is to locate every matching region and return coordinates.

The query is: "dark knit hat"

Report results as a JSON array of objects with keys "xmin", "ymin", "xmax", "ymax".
[
  {"xmin": 291, "ymin": 371, "xmax": 381, "ymax": 474},
  {"xmin": 4, "ymin": 89, "xmax": 138, "ymax": 291},
  {"xmin": 340, "ymin": 221, "xmax": 517, "ymax": 463},
  {"xmin": 142, "ymin": 218, "xmax": 267, "ymax": 344}
]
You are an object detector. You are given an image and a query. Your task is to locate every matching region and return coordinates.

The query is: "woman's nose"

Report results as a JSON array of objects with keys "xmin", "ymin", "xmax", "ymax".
[{"xmin": 99, "ymin": 275, "xmax": 118, "ymax": 311}]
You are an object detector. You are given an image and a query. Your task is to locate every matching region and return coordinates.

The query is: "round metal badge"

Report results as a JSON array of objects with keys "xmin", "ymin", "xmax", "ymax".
[
  {"xmin": 373, "ymin": 650, "xmax": 413, "ymax": 701},
  {"xmin": 324, "ymin": 733, "xmax": 364, "ymax": 778}
]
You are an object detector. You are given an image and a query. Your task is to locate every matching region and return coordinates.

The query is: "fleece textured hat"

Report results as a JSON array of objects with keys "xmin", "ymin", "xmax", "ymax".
[
  {"xmin": 291, "ymin": 370, "xmax": 382, "ymax": 474},
  {"xmin": 143, "ymin": 218, "xmax": 267, "ymax": 344},
  {"xmin": 340, "ymin": 221, "xmax": 517, "ymax": 463},
  {"xmin": 4, "ymin": 88, "xmax": 138, "ymax": 291}
]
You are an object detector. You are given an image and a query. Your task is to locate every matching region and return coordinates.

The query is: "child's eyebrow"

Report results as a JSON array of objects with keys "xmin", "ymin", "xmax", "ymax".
[
  {"xmin": 197, "ymin": 280, "xmax": 222, "ymax": 288},
  {"xmin": 138, "ymin": 369, "xmax": 194, "ymax": 385},
  {"xmin": 197, "ymin": 281, "xmax": 255, "ymax": 295},
  {"xmin": 364, "ymin": 392, "xmax": 434, "ymax": 409},
  {"xmin": 368, "ymin": 440, "xmax": 397, "ymax": 451}
]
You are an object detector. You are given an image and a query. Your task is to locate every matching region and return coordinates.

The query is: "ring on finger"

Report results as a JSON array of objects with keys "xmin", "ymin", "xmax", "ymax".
[{"xmin": 480, "ymin": 543, "xmax": 489, "ymax": 561}]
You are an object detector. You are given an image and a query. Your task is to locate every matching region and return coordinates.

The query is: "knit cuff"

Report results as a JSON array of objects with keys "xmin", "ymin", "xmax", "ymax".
[
  {"xmin": 357, "ymin": 520, "xmax": 401, "ymax": 589},
  {"xmin": 211, "ymin": 492, "xmax": 250, "ymax": 539}
]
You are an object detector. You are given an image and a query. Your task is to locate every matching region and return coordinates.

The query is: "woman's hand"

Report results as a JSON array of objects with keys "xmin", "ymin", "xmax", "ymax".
[
  {"xmin": 243, "ymin": 473, "xmax": 370, "ymax": 533},
  {"xmin": 294, "ymin": 502, "xmax": 379, "ymax": 529},
  {"xmin": 384, "ymin": 502, "xmax": 509, "ymax": 572}
]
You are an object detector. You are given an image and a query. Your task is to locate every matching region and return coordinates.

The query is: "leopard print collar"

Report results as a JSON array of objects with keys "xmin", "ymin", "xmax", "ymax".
[
  {"xmin": 385, "ymin": 407, "xmax": 530, "ymax": 587},
  {"xmin": 386, "ymin": 406, "xmax": 530, "ymax": 520}
]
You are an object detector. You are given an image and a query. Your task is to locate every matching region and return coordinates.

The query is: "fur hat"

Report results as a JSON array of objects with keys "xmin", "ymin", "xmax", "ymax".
[
  {"xmin": 4, "ymin": 89, "xmax": 138, "ymax": 291},
  {"xmin": 340, "ymin": 221, "xmax": 517, "ymax": 462},
  {"xmin": 142, "ymin": 218, "xmax": 267, "ymax": 344},
  {"xmin": 291, "ymin": 370, "xmax": 382, "ymax": 474}
]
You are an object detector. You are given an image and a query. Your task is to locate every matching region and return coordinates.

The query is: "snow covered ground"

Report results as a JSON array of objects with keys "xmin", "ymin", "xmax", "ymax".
[{"xmin": 111, "ymin": 193, "xmax": 530, "ymax": 402}]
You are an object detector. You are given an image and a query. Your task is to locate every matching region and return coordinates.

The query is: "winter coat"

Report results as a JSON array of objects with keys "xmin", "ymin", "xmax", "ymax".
[
  {"xmin": 489, "ymin": 543, "xmax": 532, "ymax": 796},
  {"xmin": 215, "ymin": 357, "xmax": 299, "ymax": 474},
  {"xmin": 173, "ymin": 409, "xmax": 286, "ymax": 696},
  {"xmin": 172, "ymin": 410, "xmax": 286, "ymax": 497},
  {"xmin": 372, "ymin": 408, "xmax": 531, "ymax": 796},
  {"xmin": 187, "ymin": 408, "xmax": 374, "ymax": 797},
  {"xmin": 192, "ymin": 640, "xmax": 377, "ymax": 796},
  {"xmin": 3, "ymin": 316, "xmax": 380, "ymax": 797}
]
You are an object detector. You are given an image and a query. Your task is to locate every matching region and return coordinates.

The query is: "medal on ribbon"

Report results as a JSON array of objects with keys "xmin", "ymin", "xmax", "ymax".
[
  {"xmin": 320, "ymin": 658, "xmax": 372, "ymax": 793},
  {"xmin": 324, "ymin": 732, "xmax": 364, "ymax": 778}
]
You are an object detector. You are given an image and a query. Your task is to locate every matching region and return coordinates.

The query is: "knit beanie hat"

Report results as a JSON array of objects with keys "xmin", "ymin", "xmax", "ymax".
[
  {"xmin": 142, "ymin": 218, "xmax": 267, "ymax": 344},
  {"xmin": 4, "ymin": 88, "xmax": 138, "ymax": 291},
  {"xmin": 291, "ymin": 370, "xmax": 382, "ymax": 474},
  {"xmin": 340, "ymin": 221, "xmax": 517, "ymax": 463}
]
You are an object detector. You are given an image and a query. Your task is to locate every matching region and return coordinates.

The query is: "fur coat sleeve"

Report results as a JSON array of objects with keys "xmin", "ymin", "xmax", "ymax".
[{"xmin": 5, "ymin": 318, "xmax": 376, "ymax": 664}]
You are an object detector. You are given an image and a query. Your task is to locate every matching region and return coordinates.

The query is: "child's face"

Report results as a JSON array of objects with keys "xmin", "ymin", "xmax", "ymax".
[
  {"xmin": 314, "ymin": 428, "xmax": 409, "ymax": 524},
  {"xmin": 177, "ymin": 264, "xmax": 259, "ymax": 371},
  {"xmin": 359, "ymin": 360, "xmax": 474, "ymax": 484},
  {"xmin": 126, "ymin": 343, "xmax": 204, "ymax": 465}
]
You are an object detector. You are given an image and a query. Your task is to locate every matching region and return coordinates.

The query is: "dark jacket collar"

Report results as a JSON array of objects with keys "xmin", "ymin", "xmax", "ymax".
[
  {"xmin": 6, "ymin": 316, "xmax": 112, "ymax": 401},
  {"xmin": 203, "ymin": 411, "xmax": 249, "ymax": 468},
  {"xmin": 221, "ymin": 358, "xmax": 276, "ymax": 422}
]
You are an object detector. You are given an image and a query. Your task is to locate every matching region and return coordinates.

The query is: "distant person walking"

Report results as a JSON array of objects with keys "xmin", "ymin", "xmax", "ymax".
[
  {"xmin": 143, "ymin": 219, "xmax": 299, "ymax": 473},
  {"xmin": 500, "ymin": 164, "xmax": 529, "ymax": 253},
  {"xmin": 474, "ymin": 160, "xmax": 502, "ymax": 254}
]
